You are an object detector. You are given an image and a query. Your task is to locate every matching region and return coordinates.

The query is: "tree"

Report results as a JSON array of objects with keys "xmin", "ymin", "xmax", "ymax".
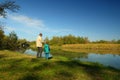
[
  {"xmin": 0, "ymin": 29, "xmax": 4, "ymax": 49},
  {"xmin": 0, "ymin": 0, "xmax": 20, "ymax": 50},
  {"xmin": 0, "ymin": 23, "xmax": 5, "ymax": 49},
  {"xmin": 96, "ymin": 40, "xmax": 108, "ymax": 43},
  {"xmin": 7, "ymin": 31, "xmax": 18, "ymax": 50},
  {"xmin": 44, "ymin": 37, "xmax": 49, "ymax": 43},
  {"xmin": 117, "ymin": 40, "xmax": 120, "ymax": 44},
  {"xmin": 50, "ymin": 36, "xmax": 63, "ymax": 46},
  {"xmin": 49, "ymin": 34, "xmax": 89, "ymax": 45},
  {"xmin": 0, "ymin": 0, "xmax": 20, "ymax": 17}
]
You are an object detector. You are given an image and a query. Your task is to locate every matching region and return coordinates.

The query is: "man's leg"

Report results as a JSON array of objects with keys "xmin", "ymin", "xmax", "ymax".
[
  {"xmin": 37, "ymin": 47, "xmax": 40, "ymax": 58},
  {"xmin": 39, "ymin": 47, "xmax": 42, "ymax": 57}
]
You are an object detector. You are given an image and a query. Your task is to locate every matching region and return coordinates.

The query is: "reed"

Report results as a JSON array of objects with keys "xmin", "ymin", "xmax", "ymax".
[{"xmin": 62, "ymin": 44, "xmax": 120, "ymax": 54}]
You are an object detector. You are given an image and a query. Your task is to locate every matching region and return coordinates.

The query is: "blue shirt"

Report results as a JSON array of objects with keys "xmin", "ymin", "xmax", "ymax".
[{"xmin": 44, "ymin": 44, "xmax": 50, "ymax": 53}]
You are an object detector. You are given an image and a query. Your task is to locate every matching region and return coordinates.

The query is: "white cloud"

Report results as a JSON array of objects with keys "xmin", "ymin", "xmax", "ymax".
[
  {"xmin": 5, "ymin": 26, "xmax": 16, "ymax": 31},
  {"xmin": 4, "ymin": 26, "xmax": 16, "ymax": 35},
  {"xmin": 8, "ymin": 14, "xmax": 45, "ymax": 27},
  {"xmin": 4, "ymin": 13, "xmax": 73, "ymax": 41},
  {"xmin": 45, "ymin": 27, "xmax": 72, "ymax": 33},
  {"xmin": 7, "ymin": 14, "xmax": 72, "ymax": 34}
]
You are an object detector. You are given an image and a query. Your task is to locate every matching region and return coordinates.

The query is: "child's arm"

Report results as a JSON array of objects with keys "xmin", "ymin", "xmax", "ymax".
[
  {"xmin": 44, "ymin": 45, "xmax": 45, "ymax": 52},
  {"xmin": 49, "ymin": 46, "xmax": 50, "ymax": 51}
]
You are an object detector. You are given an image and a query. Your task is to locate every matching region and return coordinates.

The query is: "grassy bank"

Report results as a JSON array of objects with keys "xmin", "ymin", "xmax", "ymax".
[
  {"xmin": 62, "ymin": 44, "xmax": 120, "ymax": 54},
  {"xmin": 0, "ymin": 50, "xmax": 120, "ymax": 80}
]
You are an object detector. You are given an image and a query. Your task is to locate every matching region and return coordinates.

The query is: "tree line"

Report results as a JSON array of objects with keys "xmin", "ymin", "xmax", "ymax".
[
  {"xmin": 43, "ymin": 35, "xmax": 120, "ymax": 46},
  {"xmin": 45, "ymin": 35, "xmax": 89, "ymax": 46},
  {"xmin": 1, "ymin": 26, "xmax": 120, "ymax": 50}
]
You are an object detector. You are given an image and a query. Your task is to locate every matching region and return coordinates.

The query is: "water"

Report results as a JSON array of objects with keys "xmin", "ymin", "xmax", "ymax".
[
  {"xmin": 24, "ymin": 49, "xmax": 120, "ymax": 69},
  {"xmin": 24, "ymin": 49, "xmax": 52, "ymax": 57},
  {"xmin": 75, "ymin": 53, "xmax": 120, "ymax": 69},
  {"xmin": 24, "ymin": 49, "xmax": 36, "ymax": 56}
]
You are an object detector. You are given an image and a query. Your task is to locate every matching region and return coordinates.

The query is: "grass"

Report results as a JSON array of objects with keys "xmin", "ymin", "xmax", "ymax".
[
  {"xmin": 0, "ymin": 50, "xmax": 120, "ymax": 80},
  {"xmin": 62, "ymin": 44, "xmax": 120, "ymax": 50}
]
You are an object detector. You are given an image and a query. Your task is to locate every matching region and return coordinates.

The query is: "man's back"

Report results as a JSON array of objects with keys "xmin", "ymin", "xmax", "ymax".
[{"xmin": 36, "ymin": 36, "xmax": 42, "ymax": 47}]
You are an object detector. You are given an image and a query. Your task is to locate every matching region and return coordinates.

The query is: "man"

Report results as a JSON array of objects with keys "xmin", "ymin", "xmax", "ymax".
[{"xmin": 36, "ymin": 33, "xmax": 43, "ymax": 58}]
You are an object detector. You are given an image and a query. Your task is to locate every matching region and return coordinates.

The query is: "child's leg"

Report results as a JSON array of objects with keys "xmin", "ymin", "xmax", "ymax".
[
  {"xmin": 45, "ymin": 53, "xmax": 49, "ymax": 59},
  {"xmin": 47, "ymin": 53, "xmax": 49, "ymax": 59}
]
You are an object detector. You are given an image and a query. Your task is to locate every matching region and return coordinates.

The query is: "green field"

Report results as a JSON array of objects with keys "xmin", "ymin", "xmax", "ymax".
[{"xmin": 0, "ymin": 50, "xmax": 120, "ymax": 80}]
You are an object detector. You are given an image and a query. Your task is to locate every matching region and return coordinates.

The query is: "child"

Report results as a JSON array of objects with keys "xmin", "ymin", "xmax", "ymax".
[{"xmin": 44, "ymin": 41, "xmax": 50, "ymax": 59}]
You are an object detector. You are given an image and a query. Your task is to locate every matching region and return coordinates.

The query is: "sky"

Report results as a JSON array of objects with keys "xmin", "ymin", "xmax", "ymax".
[{"xmin": 0, "ymin": 0, "xmax": 120, "ymax": 41}]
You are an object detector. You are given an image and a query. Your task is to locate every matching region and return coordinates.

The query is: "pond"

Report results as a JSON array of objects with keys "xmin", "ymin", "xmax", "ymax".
[
  {"xmin": 24, "ymin": 49, "xmax": 120, "ymax": 69},
  {"xmin": 74, "ymin": 53, "xmax": 120, "ymax": 69},
  {"xmin": 24, "ymin": 49, "xmax": 52, "ymax": 57}
]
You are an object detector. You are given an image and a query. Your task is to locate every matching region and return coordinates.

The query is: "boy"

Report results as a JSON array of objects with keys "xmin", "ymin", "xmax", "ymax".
[{"xmin": 44, "ymin": 41, "xmax": 50, "ymax": 59}]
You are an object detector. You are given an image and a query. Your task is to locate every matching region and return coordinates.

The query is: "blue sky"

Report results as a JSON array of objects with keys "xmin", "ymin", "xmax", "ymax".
[{"xmin": 0, "ymin": 0, "xmax": 120, "ymax": 41}]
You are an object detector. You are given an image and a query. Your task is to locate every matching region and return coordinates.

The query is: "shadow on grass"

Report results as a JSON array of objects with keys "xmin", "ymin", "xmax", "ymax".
[
  {"xmin": 0, "ymin": 54, "xmax": 7, "ymax": 58},
  {"xmin": 56, "ymin": 60, "xmax": 120, "ymax": 80},
  {"xmin": 18, "ymin": 73, "xmax": 43, "ymax": 80}
]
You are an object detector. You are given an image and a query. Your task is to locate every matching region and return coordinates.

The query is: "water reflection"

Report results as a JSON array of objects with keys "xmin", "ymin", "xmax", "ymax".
[
  {"xmin": 75, "ymin": 53, "xmax": 120, "ymax": 69},
  {"xmin": 24, "ymin": 49, "xmax": 36, "ymax": 55},
  {"xmin": 24, "ymin": 49, "xmax": 52, "ymax": 57}
]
